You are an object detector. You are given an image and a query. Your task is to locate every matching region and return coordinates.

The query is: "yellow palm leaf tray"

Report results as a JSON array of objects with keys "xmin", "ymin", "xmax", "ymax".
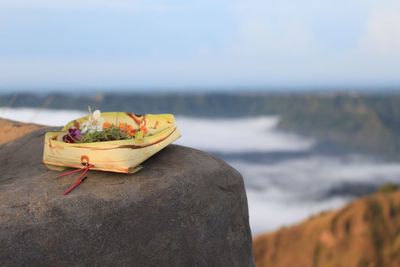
[{"xmin": 43, "ymin": 112, "xmax": 181, "ymax": 174}]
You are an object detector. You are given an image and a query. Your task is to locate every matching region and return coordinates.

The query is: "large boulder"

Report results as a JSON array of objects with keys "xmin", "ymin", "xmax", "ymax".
[{"xmin": 0, "ymin": 127, "xmax": 254, "ymax": 267}]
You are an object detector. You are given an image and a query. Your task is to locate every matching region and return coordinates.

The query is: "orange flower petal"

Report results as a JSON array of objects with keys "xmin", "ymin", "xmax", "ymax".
[
  {"xmin": 119, "ymin": 122, "xmax": 127, "ymax": 131},
  {"xmin": 103, "ymin": 121, "xmax": 112, "ymax": 129}
]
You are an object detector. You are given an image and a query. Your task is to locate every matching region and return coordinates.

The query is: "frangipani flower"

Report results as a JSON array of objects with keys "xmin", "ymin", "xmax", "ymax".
[
  {"xmin": 92, "ymin": 110, "xmax": 101, "ymax": 120},
  {"xmin": 80, "ymin": 108, "xmax": 105, "ymax": 134}
]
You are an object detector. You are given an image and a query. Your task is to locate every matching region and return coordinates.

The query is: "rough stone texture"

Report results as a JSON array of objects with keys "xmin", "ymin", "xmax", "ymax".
[{"xmin": 0, "ymin": 128, "xmax": 254, "ymax": 267}]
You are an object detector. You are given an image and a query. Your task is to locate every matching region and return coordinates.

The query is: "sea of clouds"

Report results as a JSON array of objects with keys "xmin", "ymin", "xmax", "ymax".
[{"xmin": 2, "ymin": 107, "xmax": 400, "ymax": 234}]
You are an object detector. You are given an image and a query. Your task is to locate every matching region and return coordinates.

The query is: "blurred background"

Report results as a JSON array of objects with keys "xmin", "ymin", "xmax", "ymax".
[{"xmin": 1, "ymin": 1, "xmax": 400, "ymax": 266}]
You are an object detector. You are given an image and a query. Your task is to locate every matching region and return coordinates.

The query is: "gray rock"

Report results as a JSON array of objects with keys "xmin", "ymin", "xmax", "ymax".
[{"xmin": 0, "ymin": 128, "xmax": 254, "ymax": 267}]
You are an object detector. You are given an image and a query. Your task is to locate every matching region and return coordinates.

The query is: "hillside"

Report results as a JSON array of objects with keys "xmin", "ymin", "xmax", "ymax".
[
  {"xmin": 277, "ymin": 94, "xmax": 400, "ymax": 159},
  {"xmin": 0, "ymin": 118, "xmax": 43, "ymax": 145},
  {"xmin": 253, "ymin": 186, "xmax": 400, "ymax": 267}
]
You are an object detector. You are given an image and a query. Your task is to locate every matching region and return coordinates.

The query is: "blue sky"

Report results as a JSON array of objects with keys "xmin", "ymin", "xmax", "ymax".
[{"xmin": 0, "ymin": 0, "xmax": 400, "ymax": 92}]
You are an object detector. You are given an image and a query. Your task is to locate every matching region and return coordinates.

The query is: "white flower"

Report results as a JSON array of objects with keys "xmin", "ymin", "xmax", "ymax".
[
  {"xmin": 92, "ymin": 110, "xmax": 101, "ymax": 120},
  {"xmin": 80, "ymin": 109, "xmax": 104, "ymax": 134}
]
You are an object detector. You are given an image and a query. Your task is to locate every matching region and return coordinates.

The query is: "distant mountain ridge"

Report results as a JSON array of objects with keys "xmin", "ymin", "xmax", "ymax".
[
  {"xmin": 253, "ymin": 186, "xmax": 400, "ymax": 267},
  {"xmin": 1, "ymin": 92, "xmax": 400, "ymax": 158}
]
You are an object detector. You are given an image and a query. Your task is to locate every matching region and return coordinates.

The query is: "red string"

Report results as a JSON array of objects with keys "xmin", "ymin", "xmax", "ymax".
[{"xmin": 59, "ymin": 164, "xmax": 94, "ymax": 195}]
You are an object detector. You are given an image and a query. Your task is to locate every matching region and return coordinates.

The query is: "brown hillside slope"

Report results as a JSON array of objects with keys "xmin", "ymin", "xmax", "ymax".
[
  {"xmin": 253, "ymin": 189, "xmax": 400, "ymax": 267},
  {"xmin": 0, "ymin": 118, "xmax": 43, "ymax": 145}
]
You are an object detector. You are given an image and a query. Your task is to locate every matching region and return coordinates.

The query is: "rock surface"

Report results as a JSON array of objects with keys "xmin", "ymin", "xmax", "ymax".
[
  {"xmin": 253, "ymin": 189, "xmax": 400, "ymax": 267},
  {"xmin": 0, "ymin": 127, "xmax": 254, "ymax": 267}
]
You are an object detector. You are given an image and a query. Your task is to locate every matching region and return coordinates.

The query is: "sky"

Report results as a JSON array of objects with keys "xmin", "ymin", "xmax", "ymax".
[{"xmin": 0, "ymin": 0, "xmax": 400, "ymax": 92}]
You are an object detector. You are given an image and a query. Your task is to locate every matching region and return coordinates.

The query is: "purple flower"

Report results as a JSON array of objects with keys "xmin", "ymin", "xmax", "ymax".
[{"xmin": 63, "ymin": 127, "xmax": 81, "ymax": 143}]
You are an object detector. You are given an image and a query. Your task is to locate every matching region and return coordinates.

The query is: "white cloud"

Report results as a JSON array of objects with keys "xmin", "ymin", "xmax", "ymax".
[
  {"xmin": 230, "ymin": 0, "xmax": 317, "ymax": 58},
  {"xmin": 360, "ymin": 4, "xmax": 400, "ymax": 57},
  {"xmin": 176, "ymin": 116, "xmax": 315, "ymax": 152}
]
